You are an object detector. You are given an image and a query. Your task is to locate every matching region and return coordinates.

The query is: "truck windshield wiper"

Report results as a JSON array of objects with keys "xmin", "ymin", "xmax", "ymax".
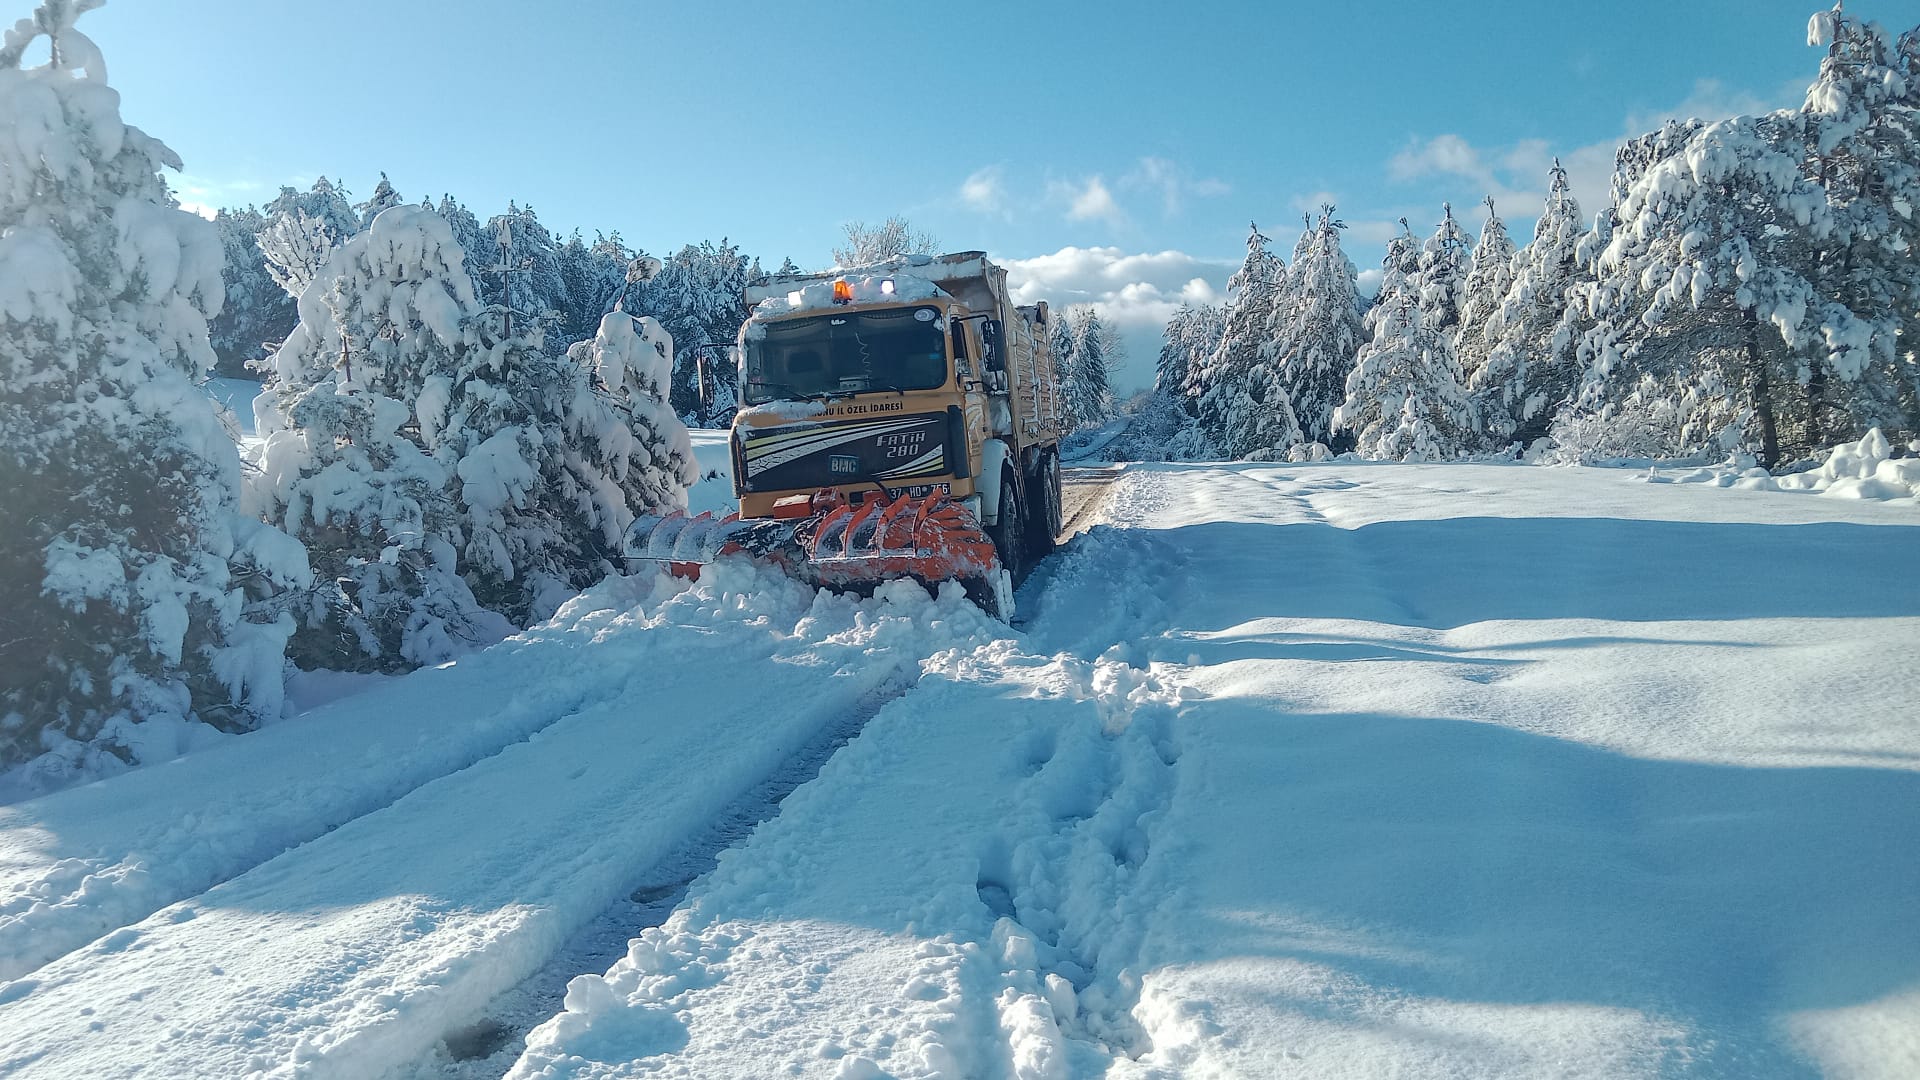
[{"xmin": 749, "ymin": 381, "xmax": 838, "ymax": 403}]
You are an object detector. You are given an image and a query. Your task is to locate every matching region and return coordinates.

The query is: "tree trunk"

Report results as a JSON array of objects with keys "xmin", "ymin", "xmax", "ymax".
[
  {"xmin": 1806, "ymin": 363, "xmax": 1827, "ymax": 452},
  {"xmin": 1745, "ymin": 308, "xmax": 1780, "ymax": 468}
]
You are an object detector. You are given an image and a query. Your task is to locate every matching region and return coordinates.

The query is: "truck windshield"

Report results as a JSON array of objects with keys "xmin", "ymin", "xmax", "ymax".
[{"xmin": 742, "ymin": 306, "xmax": 949, "ymax": 404}]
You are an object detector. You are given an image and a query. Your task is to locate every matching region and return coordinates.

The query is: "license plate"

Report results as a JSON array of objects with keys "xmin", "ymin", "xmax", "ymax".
[
  {"xmin": 896, "ymin": 483, "xmax": 952, "ymax": 498},
  {"xmin": 829, "ymin": 455, "xmax": 860, "ymax": 475}
]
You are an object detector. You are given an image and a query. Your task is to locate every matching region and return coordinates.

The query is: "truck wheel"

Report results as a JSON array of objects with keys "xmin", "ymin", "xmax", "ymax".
[
  {"xmin": 1026, "ymin": 449, "xmax": 1061, "ymax": 557},
  {"xmin": 988, "ymin": 465, "xmax": 1025, "ymax": 582},
  {"xmin": 962, "ymin": 569, "xmax": 1015, "ymax": 622}
]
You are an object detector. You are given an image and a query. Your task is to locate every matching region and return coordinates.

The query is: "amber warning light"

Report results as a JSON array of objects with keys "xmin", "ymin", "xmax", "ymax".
[{"xmin": 832, "ymin": 280, "xmax": 853, "ymax": 304}]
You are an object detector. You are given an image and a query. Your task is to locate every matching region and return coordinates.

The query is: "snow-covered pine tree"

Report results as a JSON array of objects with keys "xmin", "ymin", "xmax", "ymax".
[
  {"xmin": 436, "ymin": 194, "xmax": 497, "ymax": 302},
  {"xmin": 1583, "ymin": 110, "xmax": 1834, "ymax": 466},
  {"xmin": 1798, "ymin": 4, "xmax": 1920, "ymax": 446},
  {"xmin": 437, "ymin": 311, "xmax": 693, "ymax": 626},
  {"xmin": 1155, "ymin": 303, "xmax": 1225, "ymax": 403},
  {"xmin": 1049, "ymin": 315, "xmax": 1077, "ymax": 414},
  {"xmin": 1266, "ymin": 205, "xmax": 1366, "ymax": 446},
  {"xmin": 630, "ymin": 239, "xmax": 753, "ymax": 423},
  {"xmin": 1197, "ymin": 222, "xmax": 1301, "ymax": 457},
  {"xmin": 1137, "ymin": 303, "xmax": 1223, "ymax": 459},
  {"xmin": 1214, "ymin": 356, "xmax": 1305, "ymax": 460},
  {"xmin": 253, "ymin": 205, "xmax": 506, "ymax": 670},
  {"xmin": 207, "ymin": 206, "xmax": 296, "ymax": 378},
  {"xmin": 1472, "ymin": 160, "xmax": 1591, "ymax": 446},
  {"xmin": 0, "ymin": 0, "xmax": 309, "ymax": 783},
  {"xmin": 257, "ymin": 176, "xmax": 360, "ymax": 300},
  {"xmin": 1557, "ymin": 0, "xmax": 1920, "ymax": 463},
  {"xmin": 1416, "ymin": 202, "xmax": 1475, "ymax": 336},
  {"xmin": 1059, "ymin": 305, "xmax": 1119, "ymax": 432},
  {"xmin": 1287, "ymin": 213, "xmax": 1316, "ymax": 274},
  {"xmin": 1333, "ymin": 221, "xmax": 1474, "ymax": 459},
  {"xmin": 563, "ymin": 311, "xmax": 699, "ymax": 530},
  {"xmin": 776, "ymin": 256, "xmax": 800, "ymax": 275},
  {"xmin": 553, "ymin": 229, "xmax": 632, "ymax": 348},
  {"xmin": 257, "ymin": 205, "xmax": 697, "ymax": 661},
  {"xmin": 483, "ymin": 202, "xmax": 570, "ymax": 344},
  {"xmin": 1453, "ymin": 196, "xmax": 1515, "ymax": 399},
  {"xmin": 354, "ymin": 172, "xmax": 402, "ymax": 229}
]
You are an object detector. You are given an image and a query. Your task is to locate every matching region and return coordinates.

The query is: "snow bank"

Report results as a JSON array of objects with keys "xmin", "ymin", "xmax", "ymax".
[{"xmin": 1648, "ymin": 428, "xmax": 1920, "ymax": 504}]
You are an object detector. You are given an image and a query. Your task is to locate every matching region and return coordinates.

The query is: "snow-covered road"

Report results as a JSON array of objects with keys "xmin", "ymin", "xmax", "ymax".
[
  {"xmin": 0, "ymin": 570, "xmax": 1004, "ymax": 1078},
  {"xmin": 510, "ymin": 462, "xmax": 1920, "ymax": 1080},
  {"xmin": 3, "ymin": 460, "xmax": 1916, "ymax": 1079}
]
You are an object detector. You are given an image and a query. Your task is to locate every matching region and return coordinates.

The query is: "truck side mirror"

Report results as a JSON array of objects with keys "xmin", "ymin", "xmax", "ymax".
[{"xmin": 982, "ymin": 318, "xmax": 1004, "ymax": 372}]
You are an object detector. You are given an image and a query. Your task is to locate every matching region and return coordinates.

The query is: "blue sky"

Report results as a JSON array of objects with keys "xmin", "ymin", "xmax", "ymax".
[{"xmin": 87, "ymin": 0, "xmax": 1848, "ymax": 389}]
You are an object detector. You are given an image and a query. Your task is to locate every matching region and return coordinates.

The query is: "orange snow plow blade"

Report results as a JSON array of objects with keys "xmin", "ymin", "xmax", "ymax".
[{"xmin": 626, "ymin": 492, "xmax": 1011, "ymax": 617}]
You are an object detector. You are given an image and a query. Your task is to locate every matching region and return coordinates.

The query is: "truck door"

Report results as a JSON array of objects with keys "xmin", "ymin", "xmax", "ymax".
[{"xmin": 951, "ymin": 318, "xmax": 991, "ymax": 480}]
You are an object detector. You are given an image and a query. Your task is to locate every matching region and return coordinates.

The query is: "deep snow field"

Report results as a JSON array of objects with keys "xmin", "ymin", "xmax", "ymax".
[{"xmin": 2, "ymin": 456, "xmax": 1917, "ymax": 1079}]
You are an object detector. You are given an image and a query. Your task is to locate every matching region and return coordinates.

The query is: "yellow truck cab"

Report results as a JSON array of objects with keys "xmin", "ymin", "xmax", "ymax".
[{"xmin": 727, "ymin": 251, "xmax": 1066, "ymax": 578}]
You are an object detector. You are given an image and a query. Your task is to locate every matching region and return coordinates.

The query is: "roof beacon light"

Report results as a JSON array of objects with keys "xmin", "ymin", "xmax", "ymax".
[
  {"xmin": 880, "ymin": 278, "xmax": 896, "ymax": 295},
  {"xmin": 832, "ymin": 279, "xmax": 853, "ymax": 304}
]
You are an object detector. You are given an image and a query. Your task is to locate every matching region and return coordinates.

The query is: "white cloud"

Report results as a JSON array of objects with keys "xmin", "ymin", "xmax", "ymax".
[
  {"xmin": 1057, "ymin": 175, "xmax": 1124, "ymax": 226},
  {"xmin": 965, "ymin": 157, "xmax": 1227, "ymax": 230},
  {"xmin": 177, "ymin": 201, "xmax": 219, "ymax": 221},
  {"xmin": 1387, "ymin": 134, "xmax": 1547, "ymax": 222},
  {"xmin": 1119, "ymin": 157, "xmax": 1231, "ymax": 216},
  {"xmin": 1384, "ymin": 77, "xmax": 1808, "ymax": 224},
  {"xmin": 999, "ymin": 246, "xmax": 1236, "ymax": 392},
  {"xmin": 1289, "ymin": 190, "xmax": 1341, "ymax": 218},
  {"xmin": 1346, "ymin": 218, "xmax": 1409, "ymax": 246},
  {"xmin": 959, "ymin": 165, "xmax": 1008, "ymax": 217},
  {"xmin": 1389, "ymin": 133, "xmax": 1490, "ymax": 186},
  {"xmin": 1621, "ymin": 77, "xmax": 1792, "ymax": 133},
  {"xmin": 1497, "ymin": 138, "xmax": 1555, "ymax": 178}
]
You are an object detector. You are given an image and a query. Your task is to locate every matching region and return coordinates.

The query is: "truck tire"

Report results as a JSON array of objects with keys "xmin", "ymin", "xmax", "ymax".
[
  {"xmin": 1026, "ymin": 449, "xmax": 1061, "ymax": 558},
  {"xmin": 988, "ymin": 464, "xmax": 1025, "ymax": 582},
  {"xmin": 961, "ymin": 569, "xmax": 1015, "ymax": 622}
]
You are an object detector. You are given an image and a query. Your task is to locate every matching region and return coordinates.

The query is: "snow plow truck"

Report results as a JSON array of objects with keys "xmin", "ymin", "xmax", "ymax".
[{"xmin": 626, "ymin": 251, "xmax": 1067, "ymax": 619}]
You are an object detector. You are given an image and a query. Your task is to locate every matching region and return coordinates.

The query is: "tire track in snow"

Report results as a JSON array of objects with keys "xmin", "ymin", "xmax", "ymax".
[
  {"xmin": 500, "ymin": 470, "xmax": 1199, "ymax": 1078},
  {"xmin": 399, "ymin": 682, "xmax": 915, "ymax": 1080},
  {"xmin": 498, "ymin": 640, "xmax": 1190, "ymax": 1080},
  {"xmin": 0, "ymin": 571, "xmax": 1005, "ymax": 1080},
  {"xmin": 1056, "ymin": 464, "xmax": 1125, "ymax": 540},
  {"xmin": 419, "ymin": 474, "xmax": 1149, "ymax": 1080}
]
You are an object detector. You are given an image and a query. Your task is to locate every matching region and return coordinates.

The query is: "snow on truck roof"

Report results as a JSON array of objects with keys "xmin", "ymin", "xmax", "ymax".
[
  {"xmin": 744, "ymin": 251, "xmax": 996, "ymax": 304},
  {"xmin": 745, "ymin": 251, "xmax": 1019, "ymax": 326},
  {"xmin": 747, "ymin": 271, "xmax": 948, "ymax": 319}
]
